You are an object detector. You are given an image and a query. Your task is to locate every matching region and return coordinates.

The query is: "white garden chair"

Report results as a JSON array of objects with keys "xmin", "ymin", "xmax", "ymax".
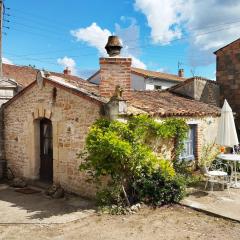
[{"xmin": 202, "ymin": 161, "xmax": 230, "ymax": 194}]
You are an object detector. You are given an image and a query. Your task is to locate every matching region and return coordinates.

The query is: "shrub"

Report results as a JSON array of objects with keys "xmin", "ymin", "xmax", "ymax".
[
  {"xmin": 79, "ymin": 115, "xmax": 188, "ymax": 208},
  {"xmin": 133, "ymin": 170, "xmax": 186, "ymax": 206},
  {"xmin": 96, "ymin": 183, "xmax": 123, "ymax": 206}
]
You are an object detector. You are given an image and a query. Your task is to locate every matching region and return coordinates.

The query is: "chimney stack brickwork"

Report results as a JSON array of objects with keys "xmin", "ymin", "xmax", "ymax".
[
  {"xmin": 99, "ymin": 57, "xmax": 132, "ymax": 99},
  {"xmin": 63, "ymin": 67, "xmax": 71, "ymax": 75},
  {"xmin": 178, "ymin": 68, "xmax": 184, "ymax": 78}
]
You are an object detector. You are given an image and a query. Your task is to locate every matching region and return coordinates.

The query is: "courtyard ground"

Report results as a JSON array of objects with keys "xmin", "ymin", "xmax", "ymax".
[
  {"xmin": 0, "ymin": 184, "xmax": 239, "ymax": 240},
  {"xmin": 0, "ymin": 205, "xmax": 240, "ymax": 239}
]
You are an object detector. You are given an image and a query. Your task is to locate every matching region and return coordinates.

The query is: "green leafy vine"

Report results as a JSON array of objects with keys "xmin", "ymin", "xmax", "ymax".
[{"xmin": 79, "ymin": 114, "xmax": 189, "ymax": 207}]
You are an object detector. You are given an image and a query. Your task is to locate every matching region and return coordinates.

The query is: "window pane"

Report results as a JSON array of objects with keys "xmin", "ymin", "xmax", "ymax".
[{"xmin": 180, "ymin": 125, "xmax": 196, "ymax": 160}]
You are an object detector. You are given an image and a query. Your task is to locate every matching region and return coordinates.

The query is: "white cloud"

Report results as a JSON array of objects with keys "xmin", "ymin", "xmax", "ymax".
[
  {"xmin": 71, "ymin": 21, "xmax": 146, "ymax": 69},
  {"xmin": 57, "ymin": 56, "xmax": 77, "ymax": 75},
  {"xmin": 157, "ymin": 68, "xmax": 167, "ymax": 73},
  {"xmin": 115, "ymin": 18, "xmax": 146, "ymax": 69},
  {"xmin": 71, "ymin": 22, "xmax": 111, "ymax": 55},
  {"xmin": 187, "ymin": 1, "xmax": 240, "ymax": 51},
  {"xmin": 3, "ymin": 57, "xmax": 13, "ymax": 65},
  {"xmin": 134, "ymin": 0, "xmax": 240, "ymax": 66},
  {"xmin": 135, "ymin": 0, "xmax": 187, "ymax": 45},
  {"xmin": 130, "ymin": 55, "xmax": 146, "ymax": 69}
]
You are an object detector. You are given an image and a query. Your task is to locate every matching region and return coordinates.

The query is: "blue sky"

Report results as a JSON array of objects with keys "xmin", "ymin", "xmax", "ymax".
[{"xmin": 3, "ymin": 0, "xmax": 240, "ymax": 79}]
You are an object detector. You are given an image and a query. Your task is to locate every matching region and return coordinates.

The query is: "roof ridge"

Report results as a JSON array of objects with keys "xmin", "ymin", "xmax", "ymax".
[
  {"xmin": 3, "ymin": 63, "xmax": 87, "ymax": 81},
  {"xmin": 87, "ymin": 66, "xmax": 186, "ymax": 83},
  {"xmin": 131, "ymin": 67, "xmax": 180, "ymax": 77},
  {"xmin": 4, "ymin": 76, "xmax": 105, "ymax": 109}
]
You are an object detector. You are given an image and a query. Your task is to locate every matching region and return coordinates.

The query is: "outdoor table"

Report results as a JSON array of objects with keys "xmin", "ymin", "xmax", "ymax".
[{"xmin": 217, "ymin": 154, "xmax": 240, "ymax": 188}]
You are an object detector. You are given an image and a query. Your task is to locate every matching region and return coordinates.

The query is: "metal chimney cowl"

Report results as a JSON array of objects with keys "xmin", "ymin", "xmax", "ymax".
[{"xmin": 105, "ymin": 36, "xmax": 122, "ymax": 57}]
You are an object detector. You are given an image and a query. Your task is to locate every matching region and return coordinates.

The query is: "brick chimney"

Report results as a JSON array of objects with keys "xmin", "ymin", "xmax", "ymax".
[
  {"xmin": 63, "ymin": 67, "xmax": 71, "ymax": 75},
  {"xmin": 178, "ymin": 68, "xmax": 184, "ymax": 77},
  {"xmin": 99, "ymin": 36, "xmax": 132, "ymax": 99}
]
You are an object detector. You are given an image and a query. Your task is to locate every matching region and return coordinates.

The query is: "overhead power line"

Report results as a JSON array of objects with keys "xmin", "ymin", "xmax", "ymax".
[
  {"xmin": 5, "ymin": 18, "xmax": 240, "ymax": 58},
  {"xmin": 10, "ymin": 7, "xmax": 69, "ymax": 25},
  {"xmin": 3, "ymin": 5, "xmax": 240, "ymax": 72}
]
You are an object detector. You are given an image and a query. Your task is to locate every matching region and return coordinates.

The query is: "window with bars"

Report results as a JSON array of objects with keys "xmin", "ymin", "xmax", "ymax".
[{"xmin": 180, "ymin": 124, "xmax": 196, "ymax": 161}]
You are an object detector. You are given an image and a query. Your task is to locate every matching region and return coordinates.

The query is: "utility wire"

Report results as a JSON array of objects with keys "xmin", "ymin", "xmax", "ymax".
[
  {"xmin": 9, "ymin": 20, "xmax": 70, "ymax": 36},
  {"xmin": 4, "ymin": 5, "xmax": 239, "ymax": 72},
  {"xmin": 5, "ymin": 19, "xmax": 240, "ymax": 58},
  {"xmin": 8, "ymin": 7, "xmax": 240, "ymax": 46},
  {"xmin": 9, "ymin": 14, "xmax": 70, "ymax": 32},
  {"xmin": 10, "ymin": 7, "xmax": 69, "ymax": 27}
]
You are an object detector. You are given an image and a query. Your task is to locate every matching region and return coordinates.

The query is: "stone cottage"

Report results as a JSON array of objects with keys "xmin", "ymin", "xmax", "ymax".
[{"xmin": 2, "ymin": 36, "xmax": 220, "ymax": 197}]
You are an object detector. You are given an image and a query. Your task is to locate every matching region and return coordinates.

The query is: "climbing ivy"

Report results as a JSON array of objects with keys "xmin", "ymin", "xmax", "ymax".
[{"xmin": 79, "ymin": 114, "xmax": 189, "ymax": 207}]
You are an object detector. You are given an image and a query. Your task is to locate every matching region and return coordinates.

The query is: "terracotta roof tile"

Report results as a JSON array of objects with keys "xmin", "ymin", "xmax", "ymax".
[
  {"xmin": 3, "ymin": 63, "xmax": 219, "ymax": 118},
  {"xmin": 129, "ymin": 90, "xmax": 220, "ymax": 117},
  {"xmin": 87, "ymin": 67, "xmax": 186, "ymax": 82},
  {"xmin": 3, "ymin": 64, "xmax": 37, "ymax": 87},
  {"xmin": 131, "ymin": 67, "xmax": 185, "ymax": 82},
  {"xmin": 2, "ymin": 63, "xmax": 98, "ymax": 94}
]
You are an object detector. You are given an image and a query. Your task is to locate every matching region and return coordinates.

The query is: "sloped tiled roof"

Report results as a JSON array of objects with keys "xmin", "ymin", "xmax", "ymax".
[
  {"xmin": 131, "ymin": 67, "xmax": 185, "ymax": 82},
  {"xmin": 3, "ymin": 63, "xmax": 38, "ymax": 87},
  {"xmin": 3, "ymin": 63, "xmax": 220, "ymax": 118},
  {"xmin": 87, "ymin": 67, "xmax": 185, "ymax": 82},
  {"xmin": 4, "ymin": 75, "xmax": 106, "ymax": 108},
  {"xmin": 129, "ymin": 90, "xmax": 220, "ymax": 117},
  {"xmin": 3, "ymin": 63, "xmax": 98, "ymax": 94}
]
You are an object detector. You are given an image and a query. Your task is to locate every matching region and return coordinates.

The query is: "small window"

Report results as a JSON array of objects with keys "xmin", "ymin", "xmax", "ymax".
[
  {"xmin": 154, "ymin": 85, "xmax": 162, "ymax": 90},
  {"xmin": 180, "ymin": 125, "xmax": 196, "ymax": 161}
]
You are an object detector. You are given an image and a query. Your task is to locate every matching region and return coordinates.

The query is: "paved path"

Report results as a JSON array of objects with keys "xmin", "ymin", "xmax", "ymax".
[
  {"xmin": 0, "ymin": 183, "xmax": 95, "ymax": 224},
  {"xmin": 181, "ymin": 187, "xmax": 240, "ymax": 222}
]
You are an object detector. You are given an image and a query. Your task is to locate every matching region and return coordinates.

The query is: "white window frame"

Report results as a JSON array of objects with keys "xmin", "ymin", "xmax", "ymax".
[{"xmin": 180, "ymin": 124, "xmax": 197, "ymax": 161}]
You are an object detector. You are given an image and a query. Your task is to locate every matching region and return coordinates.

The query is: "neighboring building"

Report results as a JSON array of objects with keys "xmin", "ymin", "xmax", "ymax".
[
  {"xmin": 88, "ymin": 66, "xmax": 186, "ymax": 90},
  {"xmin": 2, "ymin": 63, "xmax": 92, "ymax": 90},
  {"xmin": 169, "ymin": 76, "xmax": 220, "ymax": 107},
  {"xmin": 215, "ymin": 38, "xmax": 240, "ymax": 127},
  {"xmin": 1, "ymin": 36, "xmax": 220, "ymax": 197},
  {"xmin": 0, "ymin": 78, "xmax": 21, "ymax": 106}
]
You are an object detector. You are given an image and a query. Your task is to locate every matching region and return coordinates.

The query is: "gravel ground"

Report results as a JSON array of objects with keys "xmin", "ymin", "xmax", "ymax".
[{"xmin": 0, "ymin": 205, "xmax": 239, "ymax": 240}]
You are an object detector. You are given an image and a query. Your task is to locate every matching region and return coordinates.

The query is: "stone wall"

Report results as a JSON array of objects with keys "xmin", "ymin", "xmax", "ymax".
[
  {"xmin": 172, "ymin": 78, "xmax": 220, "ymax": 106},
  {"xmin": 216, "ymin": 39, "xmax": 240, "ymax": 125},
  {"xmin": 194, "ymin": 79, "xmax": 220, "ymax": 106},
  {"xmin": 4, "ymin": 81, "xmax": 102, "ymax": 197}
]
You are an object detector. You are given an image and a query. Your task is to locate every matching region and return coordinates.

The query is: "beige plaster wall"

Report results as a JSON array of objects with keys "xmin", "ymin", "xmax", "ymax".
[{"xmin": 4, "ymin": 81, "xmax": 101, "ymax": 197}]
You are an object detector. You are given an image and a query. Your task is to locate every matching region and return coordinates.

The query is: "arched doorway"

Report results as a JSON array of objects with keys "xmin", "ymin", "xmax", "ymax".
[{"xmin": 40, "ymin": 118, "xmax": 53, "ymax": 182}]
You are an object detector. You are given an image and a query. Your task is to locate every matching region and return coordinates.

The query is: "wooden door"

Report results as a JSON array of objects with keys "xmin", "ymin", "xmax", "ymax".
[{"xmin": 40, "ymin": 118, "xmax": 53, "ymax": 182}]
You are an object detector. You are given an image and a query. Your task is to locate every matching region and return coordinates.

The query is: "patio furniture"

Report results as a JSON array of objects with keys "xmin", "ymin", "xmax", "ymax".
[
  {"xmin": 216, "ymin": 99, "xmax": 238, "ymax": 148},
  {"xmin": 217, "ymin": 153, "xmax": 240, "ymax": 188},
  {"xmin": 202, "ymin": 161, "xmax": 230, "ymax": 194}
]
